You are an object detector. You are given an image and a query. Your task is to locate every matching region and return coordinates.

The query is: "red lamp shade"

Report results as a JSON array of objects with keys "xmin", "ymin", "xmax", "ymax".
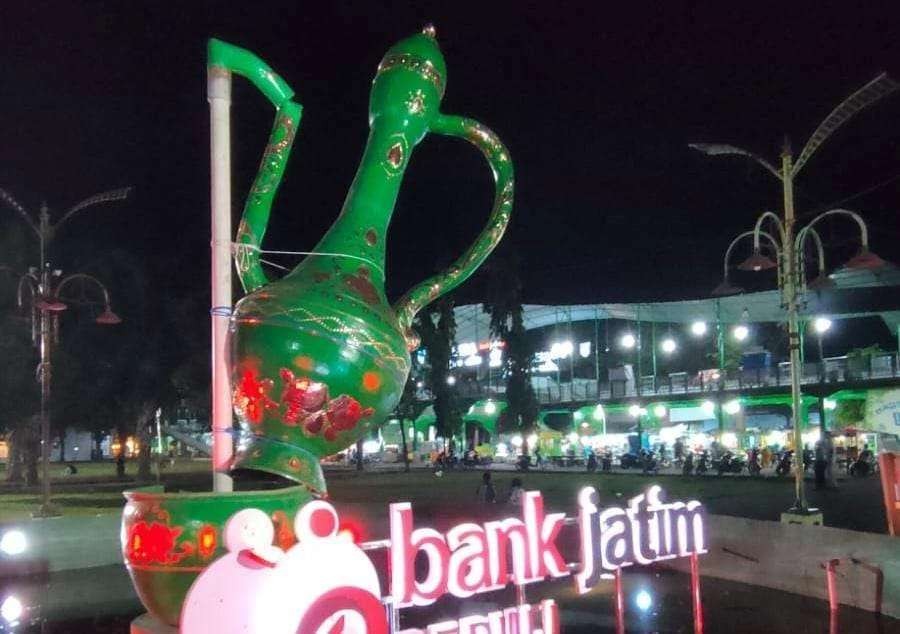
[
  {"xmin": 845, "ymin": 249, "xmax": 887, "ymax": 270},
  {"xmin": 96, "ymin": 308, "xmax": 122, "ymax": 325},
  {"xmin": 35, "ymin": 298, "xmax": 68, "ymax": 312},
  {"xmin": 738, "ymin": 251, "xmax": 777, "ymax": 272},
  {"xmin": 807, "ymin": 273, "xmax": 835, "ymax": 291},
  {"xmin": 711, "ymin": 280, "xmax": 744, "ymax": 296}
]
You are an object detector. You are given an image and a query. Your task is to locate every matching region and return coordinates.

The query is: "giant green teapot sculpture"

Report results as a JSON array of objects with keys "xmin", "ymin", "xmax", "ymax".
[
  {"xmin": 225, "ymin": 25, "xmax": 514, "ymax": 492},
  {"xmin": 122, "ymin": 27, "xmax": 513, "ymax": 627}
]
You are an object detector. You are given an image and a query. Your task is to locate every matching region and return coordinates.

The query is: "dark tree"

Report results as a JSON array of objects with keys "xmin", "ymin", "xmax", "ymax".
[
  {"xmin": 483, "ymin": 252, "xmax": 538, "ymax": 450},
  {"xmin": 415, "ymin": 297, "xmax": 461, "ymax": 446},
  {"xmin": 0, "ymin": 224, "xmax": 40, "ymax": 484}
]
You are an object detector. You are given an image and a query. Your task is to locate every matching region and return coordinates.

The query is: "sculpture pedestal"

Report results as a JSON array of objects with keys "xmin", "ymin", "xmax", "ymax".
[
  {"xmin": 780, "ymin": 507, "xmax": 823, "ymax": 526},
  {"xmin": 131, "ymin": 614, "xmax": 177, "ymax": 634}
]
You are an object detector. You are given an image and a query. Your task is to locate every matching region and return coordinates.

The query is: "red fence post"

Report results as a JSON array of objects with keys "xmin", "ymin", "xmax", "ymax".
[
  {"xmin": 878, "ymin": 452, "xmax": 899, "ymax": 536},
  {"xmin": 614, "ymin": 568, "xmax": 625, "ymax": 634},
  {"xmin": 690, "ymin": 552, "xmax": 704, "ymax": 634}
]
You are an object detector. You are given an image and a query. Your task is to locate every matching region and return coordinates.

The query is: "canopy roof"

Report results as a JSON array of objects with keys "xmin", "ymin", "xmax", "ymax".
[{"xmin": 453, "ymin": 264, "xmax": 900, "ymax": 344}]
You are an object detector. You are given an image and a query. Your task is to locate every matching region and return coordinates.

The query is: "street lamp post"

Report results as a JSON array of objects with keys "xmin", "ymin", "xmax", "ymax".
[
  {"xmin": 1, "ymin": 187, "xmax": 128, "ymax": 517},
  {"xmin": 694, "ymin": 72, "xmax": 897, "ymax": 520}
]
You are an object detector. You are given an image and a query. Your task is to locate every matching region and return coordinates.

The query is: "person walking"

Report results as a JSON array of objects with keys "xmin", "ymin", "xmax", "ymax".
[
  {"xmin": 507, "ymin": 477, "xmax": 524, "ymax": 505},
  {"xmin": 814, "ymin": 440, "xmax": 827, "ymax": 489},
  {"xmin": 476, "ymin": 471, "xmax": 496, "ymax": 503},
  {"xmin": 823, "ymin": 432, "xmax": 838, "ymax": 489}
]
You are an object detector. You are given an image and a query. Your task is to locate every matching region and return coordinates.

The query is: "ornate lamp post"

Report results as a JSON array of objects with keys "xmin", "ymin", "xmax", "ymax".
[
  {"xmin": 693, "ymin": 72, "xmax": 896, "ymax": 520},
  {"xmin": 0, "ymin": 187, "xmax": 128, "ymax": 517}
]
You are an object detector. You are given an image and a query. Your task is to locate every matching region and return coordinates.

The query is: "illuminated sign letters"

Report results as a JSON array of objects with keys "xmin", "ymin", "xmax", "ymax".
[{"xmin": 182, "ymin": 486, "xmax": 705, "ymax": 633}]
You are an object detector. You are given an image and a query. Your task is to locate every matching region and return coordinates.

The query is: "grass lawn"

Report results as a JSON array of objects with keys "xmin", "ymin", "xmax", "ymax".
[
  {"xmin": 0, "ymin": 458, "xmax": 211, "ymax": 483},
  {"xmin": 0, "ymin": 466, "xmax": 887, "ymax": 532}
]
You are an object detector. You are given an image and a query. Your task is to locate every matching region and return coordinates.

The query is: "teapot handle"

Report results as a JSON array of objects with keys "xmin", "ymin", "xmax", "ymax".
[
  {"xmin": 393, "ymin": 114, "xmax": 514, "ymax": 349},
  {"xmin": 208, "ymin": 39, "xmax": 303, "ymax": 293}
]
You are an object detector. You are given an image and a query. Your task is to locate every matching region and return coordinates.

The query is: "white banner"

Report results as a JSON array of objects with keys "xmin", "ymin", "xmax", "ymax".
[{"xmin": 864, "ymin": 388, "xmax": 900, "ymax": 434}]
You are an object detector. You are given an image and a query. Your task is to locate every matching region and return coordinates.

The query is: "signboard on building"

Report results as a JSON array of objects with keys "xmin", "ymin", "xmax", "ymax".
[{"xmin": 865, "ymin": 388, "xmax": 900, "ymax": 434}]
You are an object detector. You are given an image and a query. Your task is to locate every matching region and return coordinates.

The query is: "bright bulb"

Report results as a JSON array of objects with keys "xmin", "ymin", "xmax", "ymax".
[
  {"xmin": 484, "ymin": 401, "xmax": 497, "ymax": 415},
  {"xmin": 620, "ymin": 333, "xmax": 636, "ymax": 349},
  {"xmin": 653, "ymin": 405, "xmax": 667, "ymax": 418},
  {"xmin": 446, "ymin": 375, "xmax": 456, "ymax": 386},
  {"xmin": 733, "ymin": 325, "xmax": 749, "ymax": 341},
  {"xmin": 1, "ymin": 595, "xmax": 23, "ymax": 624},
  {"xmin": 0, "ymin": 530, "xmax": 27, "ymax": 556},
  {"xmin": 723, "ymin": 399, "xmax": 741, "ymax": 415},
  {"xmin": 628, "ymin": 404, "xmax": 642, "ymax": 418},
  {"xmin": 510, "ymin": 435, "xmax": 523, "ymax": 448},
  {"xmin": 661, "ymin": 338, "xmax": 677, "ymax": 354},
  {"xmin": 691, "ymin": 321, "xmax": 707, "ymax": 336},
  {"xmin": 634, "ymin": 589, "xmax": 653, "ymax": 612},
  {"xmin": 701, "ymin": 400, "xmax": 715, "ymax": 416},
  {"xmin": 814, "ymin": 317, "xmax": 832, "ymax": 334}
]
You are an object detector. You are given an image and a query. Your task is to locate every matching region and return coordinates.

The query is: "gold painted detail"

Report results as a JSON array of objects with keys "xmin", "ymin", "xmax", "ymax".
[
  {"xmin": 250, "ymin": 113, "xmax": 296, "ymax": 201},
  {"xmin": 387, "ymin": 142, "xmax": 404, "ymax": 168},
  {"xmin": 377, "ymin": 54, "xmax": 444, "ymax": 96},
  {"xmin": 406, "ymin": 89, "xmax": 426, "ymax": 115}
]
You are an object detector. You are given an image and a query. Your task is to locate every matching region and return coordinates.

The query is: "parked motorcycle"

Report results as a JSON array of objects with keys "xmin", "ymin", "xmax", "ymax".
[
  {"xmin": 775, "ymin": 450, "xmax": 793, "ymax": 476},
  {"xmin": 715, "ymin": 450, "xmax": 745, "ymax": 475},
  {"xmin": 619, "ymin": 452, "xmax": 641, "ymax": 469},
  {"xmin": 849, "ymin": 454, "xmax": 874, "ymax": 477},
  {"xmin": 641, "ymin": 449, "xmax": 659, "ymax": 475}
]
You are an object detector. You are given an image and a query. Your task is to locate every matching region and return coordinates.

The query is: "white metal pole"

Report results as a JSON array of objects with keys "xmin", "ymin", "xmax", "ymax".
[{"xmin": 208, "ymin": 65, "xmax": 234, "ymax": 493}]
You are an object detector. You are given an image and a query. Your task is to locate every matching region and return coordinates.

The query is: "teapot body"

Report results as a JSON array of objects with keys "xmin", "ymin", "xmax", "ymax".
[{"xmin": 230, "ymin": 254, "xmax": 409, "ymax": 489}]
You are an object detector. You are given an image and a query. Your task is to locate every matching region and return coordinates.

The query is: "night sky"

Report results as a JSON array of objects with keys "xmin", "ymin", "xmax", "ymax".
[{"xmin": 3, "ymin": 2, "xmax": 900, "ymax": 313}]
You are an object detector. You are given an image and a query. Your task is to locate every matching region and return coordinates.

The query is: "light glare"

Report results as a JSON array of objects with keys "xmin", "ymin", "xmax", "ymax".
[
  {"xmin": 691, "ymin": 321, "xmax": 707, "ymax": 336},
  {"xmin": 620, "ymin": 333, "xmax": 636, "ymax": 349},
  {"xmin": 1, "ymin": 596, "xmax": 23, "ymax": 624},
  {"xmin": 661, "ymin": 338, "xmax": 677, "ymax": 354},
  {"xmin": 813, "ymin": 317, "xmax": 832, "ymax": 334},
  {"xmin": 0, "ymin": 530, "xmax": 27, "ymax": 556},
  {"xmin": 733, "ymin": 325, "xmax": 749, "ymax": 341},
  {"xmin": 635, "ymin": 589, "xmax": 653, "ymax": 612}
]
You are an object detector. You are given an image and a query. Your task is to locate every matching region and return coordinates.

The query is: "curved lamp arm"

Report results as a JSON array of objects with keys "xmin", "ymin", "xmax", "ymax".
[
  {"xmin": 722, "ymin": 229, "xmax": 781, "ymax": 281},
  {"xmin": 55, "ymin": 188, "xmax": 131, "ymax": 232},
  {"xmin": 16, "ymin": 273, "xmax": 38, "ymax": 308},
  {"xmin": 54, "ymin": 273, "xmax": 113, "ymax": 308},
  {"xmin": 796, "ymin": 208, "xmax": 870, "ymax": 253},
  {"xmin": 752, "ymin": 211, "xmax": 787, "ymax": 251},
  {"xmin": 795, "ymin": 226, "xmax": 827, "ymax": 280},
  {"xmin": 0, "ymin": 188, "xmax": 39, "ymax": 238}
]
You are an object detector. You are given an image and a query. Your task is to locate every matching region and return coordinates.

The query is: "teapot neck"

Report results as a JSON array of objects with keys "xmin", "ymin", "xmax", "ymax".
[{"xmin": 311, "ymin": 125, "xmax": 417, "ymax": 283}]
